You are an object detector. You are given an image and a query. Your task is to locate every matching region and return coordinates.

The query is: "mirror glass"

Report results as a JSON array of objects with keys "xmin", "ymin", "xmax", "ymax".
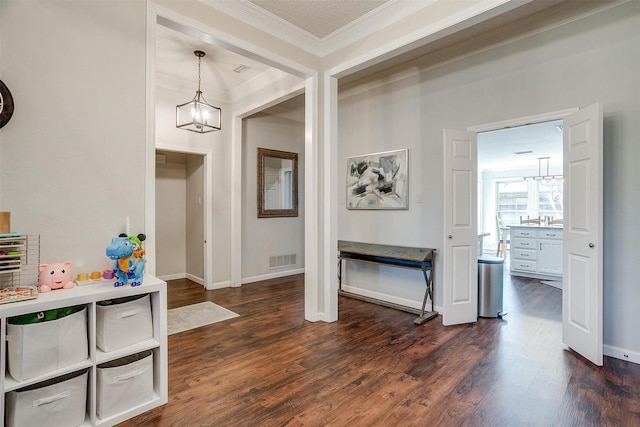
[{"xmin": 258, "ymin": 148, "xmax": 298, "ymax": 218}]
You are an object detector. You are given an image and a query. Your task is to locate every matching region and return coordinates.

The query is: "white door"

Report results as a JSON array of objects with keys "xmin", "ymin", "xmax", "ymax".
[
  {"xmin": 264, "ymin": 167, "xmax": 281, "ymax": 209},
  {"xmin": 443, "ymin": 129, "xmax": 478, "ymax": 325},
  {"xmin": 562, "ymin": 103, "xmax": 603, "ymax": 366}
]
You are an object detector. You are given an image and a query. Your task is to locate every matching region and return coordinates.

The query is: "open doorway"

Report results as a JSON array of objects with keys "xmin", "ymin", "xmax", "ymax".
[
  {"xmin": 477, "ymin": 119, "xmax": 563, "ymax": 330},
  {"xmin": 445, "ymin": 105, "xmax": 602, "ymax": 364},
  {"xmin": 155, "ymin": 149, "xmax": 208, "ymax": 287}
]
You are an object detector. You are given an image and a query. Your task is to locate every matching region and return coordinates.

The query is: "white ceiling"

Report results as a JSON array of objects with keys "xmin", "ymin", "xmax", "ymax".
[{"xmin": 478, "ymin": 120, "xmax": 563, "ymax": 173}]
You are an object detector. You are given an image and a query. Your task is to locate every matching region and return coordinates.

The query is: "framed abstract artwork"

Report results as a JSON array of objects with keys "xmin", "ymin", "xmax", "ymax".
[{"xmin": 346, "ymin": 148, "xmax": 408, "ymax": 210}]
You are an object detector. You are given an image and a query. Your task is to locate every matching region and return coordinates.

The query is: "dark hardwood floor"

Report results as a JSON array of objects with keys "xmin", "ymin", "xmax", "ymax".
[{"xmin": 118, "ymin": 273, "xmax": 640, "ymax": 426}]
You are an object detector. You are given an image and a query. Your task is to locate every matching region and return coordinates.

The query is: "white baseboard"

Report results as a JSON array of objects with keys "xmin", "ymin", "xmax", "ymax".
[
  {"xmin": 206, "ymin": 280, "xmax": 233, "ymax": 290},
  {"xmin": 604, "ymin": 344, "xmax": 640, "ymax": 365},
  {"xmin": 185, "ymin": 273, "xmax": 203, "ymax": 285},
  {"xmin": 242, "ymin": 268, "xmax": 305, "ymax": 285},
  {"xmin": 341, "ymin": 285, "xmax": 442, "ymax": 315},
  {"xmin": 156, "ymin": 272, "xmax": 205, "ymax": 286}
]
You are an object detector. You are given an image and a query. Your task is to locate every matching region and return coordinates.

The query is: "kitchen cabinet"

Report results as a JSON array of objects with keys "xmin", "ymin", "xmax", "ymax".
[{"xmin": 510, "ymin": 226, "xmax": 563, "ymax": 282}]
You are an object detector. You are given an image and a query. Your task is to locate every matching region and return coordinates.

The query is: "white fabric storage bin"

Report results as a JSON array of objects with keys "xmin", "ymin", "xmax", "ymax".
[
  {"xmin": 97, "ymin": 350, "xmax": 154, "ymax": 419},
  {"xmin": 6, "ymin": 370, "xmax": 88, "ymax": 427},
  {"xmin": 96, "ymin": 293, "xmax": 153, "ymax": 352},
  {"xmin": 6, "ymin": 306, "xmax": 89, "ymax": 381}
]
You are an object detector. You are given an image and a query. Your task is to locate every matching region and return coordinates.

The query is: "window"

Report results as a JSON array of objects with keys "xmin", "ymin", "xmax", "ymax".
[
  {"xmin": 496, "ymin": 179, "xmax": 563, "ymax": 224},
  {"xmin": 496, "ymin": 180, "xmax": 528, "ymax": 225},
  {"xmin": 537, "ymin": 179, "xmax": 564, "ymax": 220}
]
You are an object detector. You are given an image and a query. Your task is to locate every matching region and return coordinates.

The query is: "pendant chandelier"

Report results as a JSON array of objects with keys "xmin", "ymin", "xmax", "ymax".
[
  {"xmin": 523, "ymin": 157, "xmax": 562, "ymax": 181},
  {"xmin": 176, "ymin": 50, "xmax": 221, "ymax": 133}
]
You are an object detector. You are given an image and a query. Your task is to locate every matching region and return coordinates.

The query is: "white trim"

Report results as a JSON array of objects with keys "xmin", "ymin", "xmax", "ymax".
[
  {"xmin": 468, "ymin": 108, "xmax": 579, "ymax": 133},
  {"xmin": 145, "ymin": 4, "xmax": 158, "ymax": 278},
  {"xmin": 320, "ymin": 0, "xmax": 438, "ymax": 56},
  {"xmin": 341, "ymin": 284, "xmax": 444, "ymax": 316},
  {"xmin": 603, "ymin": 344, "xmax": 640, "ymax": 366},
  {"xmin": 198, "ymin": 0, "xmax": 435, "ymax": 56},
  {"xmin": 323, "ymin": 73, "xmax": 338, "ymax": 323},
  {"xmin": 155, "ymin": 13, "xmax": 313, "ymax": 78},
  {"xmin": 206, "ymin": 280, "xmax": 233, "ymax": 290},
  {"xmin": 241, "ymin": 268, "xmax": 305, "ymax": 285},
  {"xmin": 304, "ymin": 75, "xmax": 320, "ymax": 322},
  {"xmin": 199, "ymin": 0, "xmax": 322, "ymax": 54},
  {"xmin": 185, "ymin": 273, "xmax": 204, "ymax": 285},
  {"xmin": 230, "ymin": 115, "xmax": 243, "ymax": 289},
  {"xmin": 328, "ymin": 0, "xmax": 524, "ymax": 79}
]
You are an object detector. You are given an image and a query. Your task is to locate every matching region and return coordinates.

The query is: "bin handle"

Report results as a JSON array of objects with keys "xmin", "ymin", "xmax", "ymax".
[
  {"xmin": 116, "ymin": 309, "xmax": 140, "ymax": 319},
  {"xmin": 111, "ymin": 367, "xmax": 148, "ymax": 383},
  {"xmin": 32, "ymin": 390, "xmax": 71, "ymax": 406}
]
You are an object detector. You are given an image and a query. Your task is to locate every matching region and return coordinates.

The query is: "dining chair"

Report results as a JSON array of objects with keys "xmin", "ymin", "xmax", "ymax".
[
  {"xmin": 496, "ymin": 213, "xmax": 510, "ymax": 258},
  {"xmin": 520, "ymin": 215, "xmax": 541, "ymax": 225}
]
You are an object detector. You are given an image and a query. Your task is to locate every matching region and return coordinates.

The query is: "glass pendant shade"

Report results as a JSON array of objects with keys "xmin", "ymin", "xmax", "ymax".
[
  {"xmin": 176, "ymin": 50, "xmax": 221, "ymax": 133},
  {"xmin": 176, "ymin": 91, "xmax": 221, "ymax": 133}
]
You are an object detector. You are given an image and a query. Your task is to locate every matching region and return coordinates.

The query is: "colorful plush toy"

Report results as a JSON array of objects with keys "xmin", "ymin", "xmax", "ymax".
[
  {"xmin": 38, "ymin": 261, "xmax": 75, "ymax": 292},
  {"xmin": 106, "ymin": 233, "xmax": 146, "ymax": 287}
]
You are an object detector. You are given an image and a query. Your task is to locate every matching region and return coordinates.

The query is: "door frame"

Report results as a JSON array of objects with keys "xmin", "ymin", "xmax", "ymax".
[
  {"xmin": 463, "ymin": 108, "xmax": 579, "ymax": 310},
  {"xmin": 156, "ymin": 145, "xmax": 213, "ymax": 289}
]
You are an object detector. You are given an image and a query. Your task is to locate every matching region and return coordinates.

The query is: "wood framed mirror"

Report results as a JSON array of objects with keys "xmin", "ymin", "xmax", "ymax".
[{"xmin": 258, "ymin": 148, "xmax": 298, "ymax": 218}]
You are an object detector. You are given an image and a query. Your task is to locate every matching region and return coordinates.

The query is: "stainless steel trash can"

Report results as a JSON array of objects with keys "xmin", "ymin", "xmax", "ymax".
[{"xmin": 478, "ymin": 255, "xmax": 505, "ymax": 318}]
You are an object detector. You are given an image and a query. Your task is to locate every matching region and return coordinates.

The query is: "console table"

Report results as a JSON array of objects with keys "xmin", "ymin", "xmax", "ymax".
[{"xmin": 337, "ymin": 240, "xmax": 437, "ymax": 324}]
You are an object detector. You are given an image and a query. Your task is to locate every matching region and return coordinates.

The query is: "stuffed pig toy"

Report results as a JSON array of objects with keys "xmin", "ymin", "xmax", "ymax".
[{"xmin": 38, "ymin": 261, "xmax": 75, "ymax": 292}]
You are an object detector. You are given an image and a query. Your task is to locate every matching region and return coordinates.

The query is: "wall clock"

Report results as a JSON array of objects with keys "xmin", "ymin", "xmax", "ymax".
[{"xmin": 0, "ymin": 80, "xmax": 15, "ymax": 129}]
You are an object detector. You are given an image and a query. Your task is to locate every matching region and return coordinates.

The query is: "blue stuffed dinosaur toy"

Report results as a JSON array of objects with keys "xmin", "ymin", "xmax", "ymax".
[{"xmin": 106, "ymin": 233, "xmax": 146, "ymax": 287}]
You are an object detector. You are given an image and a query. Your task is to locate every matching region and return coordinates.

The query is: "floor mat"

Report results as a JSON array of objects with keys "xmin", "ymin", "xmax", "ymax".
[{"xmin": 168, "ymin": 301, "xmax": 239, "ymax": 335}]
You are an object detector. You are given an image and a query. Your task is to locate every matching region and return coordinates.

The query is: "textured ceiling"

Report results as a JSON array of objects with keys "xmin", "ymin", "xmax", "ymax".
[{"xmin": 247, "ymin": 0, "xmax": 389, "ymax": 38}]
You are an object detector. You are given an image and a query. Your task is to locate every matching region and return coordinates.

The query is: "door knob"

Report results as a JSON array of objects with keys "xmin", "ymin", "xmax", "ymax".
[
  {"xmin": 448, "ymin": 235, "xmax": 453, "ymax": 239},
  {"xmin": 589, "ymin": 243, "xmax": 595, "ymax": 248}
]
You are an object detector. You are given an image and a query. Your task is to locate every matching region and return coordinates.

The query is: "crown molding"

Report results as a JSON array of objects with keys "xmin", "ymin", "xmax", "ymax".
[
  {"xmin": 197, "ymin": 0, "xmax": 439, "ymax": 58},
  {"xmin": 198, "ymin": 0, "xmax": 323, "ymax": 56},
  {"xmin": 319, "ymin": 0, "xmax": 438, "ymax": 56}
]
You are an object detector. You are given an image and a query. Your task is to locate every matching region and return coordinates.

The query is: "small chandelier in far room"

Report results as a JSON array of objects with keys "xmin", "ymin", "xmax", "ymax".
[
  {"xmin": 176, "ymin": 50, "xmax": 221, "ymax": 133},
  {"xmin": 522, "ymin": 156, "xmax": 562, "ymax": 181}
]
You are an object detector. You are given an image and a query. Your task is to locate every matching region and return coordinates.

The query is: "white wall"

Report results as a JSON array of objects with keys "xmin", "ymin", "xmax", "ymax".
[
  {"xmin": 0, "ymin": 1, "xmax": 146, "ymax": 274},
  {"xmin": 241, "ymin": 111, "xmax": 305, "ymax": 281},
  {"xmin": 338, "ymin": 3, "xmax": 640, "ymax": 357},
  {"xmin": 156, "ymin": 160, "xmax": 187, "ymax": 277}
]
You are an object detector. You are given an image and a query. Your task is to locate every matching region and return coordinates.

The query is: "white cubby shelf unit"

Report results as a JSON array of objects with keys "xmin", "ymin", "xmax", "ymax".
[{"xmin": 0, "ymin": 274, "xmax": 167, "ymax": 427}]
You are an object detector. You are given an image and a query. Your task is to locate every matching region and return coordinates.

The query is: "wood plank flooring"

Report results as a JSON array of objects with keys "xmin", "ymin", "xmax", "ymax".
[{"xmin": 118, "ymin": 273, "xmax": 640, "ymax": 426}]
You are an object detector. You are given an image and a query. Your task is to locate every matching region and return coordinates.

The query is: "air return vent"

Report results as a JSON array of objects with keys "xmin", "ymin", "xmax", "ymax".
[{"xmin": 269, "ymin": 254, "xmax": 297, "ymax": 269}]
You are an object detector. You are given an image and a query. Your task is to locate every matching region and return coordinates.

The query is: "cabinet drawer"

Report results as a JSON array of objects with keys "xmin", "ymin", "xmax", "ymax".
[
  {"xmin": 511, "ymin": 228, "xmax": 537, "ymax": 238},
  {"xmin": 511, "ymin": 259, "xmax": 537, "ymax": 272},
  {"xmin": 512, "ymin": 237, "xmax": 536, "ymax": 249},
  {"xmin": 539, "ymin": 229, "xmax": 563, "ymax": 239},
  {"xmin": 512, "ymin": 248, "xmax": 537, "ymax": 260}
]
